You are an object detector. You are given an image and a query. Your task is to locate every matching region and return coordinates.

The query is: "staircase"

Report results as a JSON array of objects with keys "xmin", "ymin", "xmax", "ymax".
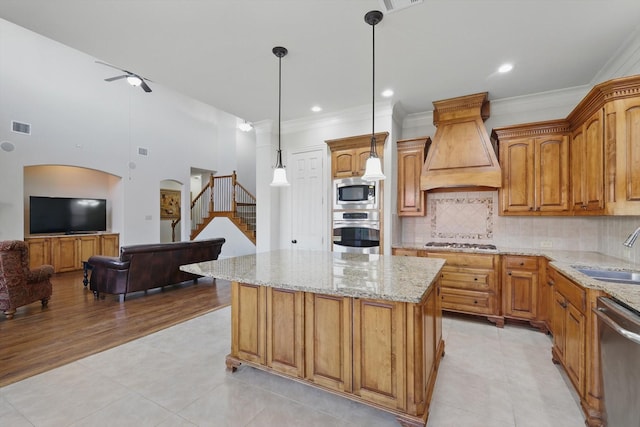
[{"xmin": 187, "ymin": 172, "xmax": 256, "ymax": 244}]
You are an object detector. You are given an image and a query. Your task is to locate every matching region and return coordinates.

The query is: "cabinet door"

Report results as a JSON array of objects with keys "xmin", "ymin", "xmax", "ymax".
[
  {"xmin": 564, "ymin": 303, "xmax": 585, "ymax": 394},
  {"xmin": 500, "ymin": 138, "xmax": 535, "ymax": 213},
  {"xmin": 583, "ymin": 110, "xmax": 604, "ymax": 212},
  {"xmin": 100, "ymin": 234, "xmax": 120, "ymax": 256},
  {"xmin": 536, "ymin": 135, "xmax": 570, "ymax": 212},
  {"xmin": 231, "ymin": 282, "xmax": 266, "ymax": 365},
  {"xmin": 352, "ymin": 298, "xmax": 406, "ymax": 411},
  {"xmin": 78, "ymin": 235, "xmax": 99, "ymax": 263},
  {"xmin": 25, "ymin": 238, "xmax": 51, "ymax": 270},
  {"xmin": 502, "ymin": 268, "xmax": 538, "ymax": 320},
  {"xmin": 332, "ymin": 150, "xmax": 357, "ymax": 178},
  {"xmin": 52, "ymin": 236, "xmax": 79, "ymax": 272},
  {"xmin": 397, "ymin": 138, "xmax": 428, "ymax": 216},
  {"xmin": 552, "ymin": 291, "xmax": 566, "ymax": 360},
  {"xmin": 266, "ymin": 288, "xmax": 304, "ymax": 377},
  {"xmin": 572, "ymin": 110, "xmax": 604, "ymax": 213},
  {"xmin": 304, "ymin": 293, "xmax": 352, "ymax": 393}
]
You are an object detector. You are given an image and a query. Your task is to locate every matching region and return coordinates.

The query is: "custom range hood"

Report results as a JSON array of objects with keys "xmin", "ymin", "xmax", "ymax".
[{"xmin": 420, "ymin": 92, "xmax": 501, "ymax": 190}]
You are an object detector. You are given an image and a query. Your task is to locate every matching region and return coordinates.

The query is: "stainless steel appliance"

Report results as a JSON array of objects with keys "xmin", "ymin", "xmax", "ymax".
[
  {"xmin": 594, "ymin": 297, "xmax": 640, "ymax": 427},
  {"xmin": 332, "ymin": 211, "xmax": 380, "ymax": 254},
  {"xmin": 334, "ymin": 177, "xmax": 378, "ymax": 210}
]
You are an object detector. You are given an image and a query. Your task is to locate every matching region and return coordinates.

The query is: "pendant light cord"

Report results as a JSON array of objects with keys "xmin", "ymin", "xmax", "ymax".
[{"xmin": 278, "ymin": 53, "xmax": 282, "ymax": 156}]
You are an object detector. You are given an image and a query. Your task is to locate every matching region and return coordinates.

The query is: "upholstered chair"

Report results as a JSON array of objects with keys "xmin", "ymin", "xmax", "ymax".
[{"xmin": 0, "ymin": 240, "xmax": 53, "ymax": 319}]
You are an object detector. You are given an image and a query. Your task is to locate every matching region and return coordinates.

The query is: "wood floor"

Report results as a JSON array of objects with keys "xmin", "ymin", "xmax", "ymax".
[{"xmin": 0, "ymin": 270, "xmax": 231, "ymax": 387}]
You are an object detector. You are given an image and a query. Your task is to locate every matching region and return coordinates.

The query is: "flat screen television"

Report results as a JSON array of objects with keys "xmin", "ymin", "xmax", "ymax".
[{"xmin": 29, "ymin": 196, "xmax": 107, "ymax": 234}]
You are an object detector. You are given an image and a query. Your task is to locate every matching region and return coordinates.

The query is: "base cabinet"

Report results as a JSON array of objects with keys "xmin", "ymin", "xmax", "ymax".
[
  {"xmin": 26, "ymin": 233, "xmax": 120, "ymax": 272},
  {"xmin": 502, "ymin": 255, "xmax": 539, "ymax": 321},
  {"xmin": 425, "ymin": 251, "xmax": 502, "ymax": 327},
  {"xmin": 227, "ymin": 281, "xmax": 443, "ymax": 426},
  {"xmin": 550, "ymin": 268, "xmax": 605, "ymax": 426}
]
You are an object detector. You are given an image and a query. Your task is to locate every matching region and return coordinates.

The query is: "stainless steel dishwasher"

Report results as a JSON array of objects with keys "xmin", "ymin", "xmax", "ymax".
[{"xmin": 594, "ymin": 297, "xmax": 640, "ymax": 427}]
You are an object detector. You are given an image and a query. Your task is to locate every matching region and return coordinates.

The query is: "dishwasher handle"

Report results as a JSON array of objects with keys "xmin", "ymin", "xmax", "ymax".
[{"xmin": 594, "ymin": 300, "xmax": 640, "ymax": 345}]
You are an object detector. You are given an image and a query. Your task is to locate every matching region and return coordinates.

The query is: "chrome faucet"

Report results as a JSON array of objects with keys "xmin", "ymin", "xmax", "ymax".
[{"xmin": 623, "ymin": 226, "xmax": 640, "ymax": 247}]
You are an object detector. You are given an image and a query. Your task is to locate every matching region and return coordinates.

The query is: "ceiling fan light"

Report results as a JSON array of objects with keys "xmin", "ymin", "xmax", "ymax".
[
  {"xmin": 126, "ymin": 75, "xmax": 142, "ymax": 86},
  {"xmin": 270, "ymin": 166, "xmax": 290, "ymax": 187},
  {"xmin": 238, "ymin": 121, "xmax": 253, "ymax": 132}
]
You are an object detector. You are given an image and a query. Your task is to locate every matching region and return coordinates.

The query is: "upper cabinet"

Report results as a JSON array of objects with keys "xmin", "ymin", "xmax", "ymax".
[
  {"xmin": 494, "ymin": 74, "xmax": 640, "ymax": 216},
  {"xmin": 570, "ymin": 109, "xmax": 604, "ymax": 214},
  {"xmin": 326, "ymin": 133, "xmax": 388, "ymax": 179},
  {"xmin": 397, "ymin": 137, "xmax": 430, "ymax": 216},
  {"xmin": 493, "ymin": 120, "xmax": 570, "ymax": 216},
  {"xmin": 603, "ymin": 92, "xmax": 640, "ymax": 214}
]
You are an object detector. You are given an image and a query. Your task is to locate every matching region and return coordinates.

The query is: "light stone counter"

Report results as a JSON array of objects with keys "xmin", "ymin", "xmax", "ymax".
[
  {"xmin": 395, "ymin": 244, "xmax": 640, "ymax": 312},
  {"xmin": 181, "ymin": 249, "xmax": 445, "ymax": 303}
]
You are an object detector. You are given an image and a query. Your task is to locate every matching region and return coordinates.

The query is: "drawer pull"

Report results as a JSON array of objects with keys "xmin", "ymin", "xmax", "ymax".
[
  {"xmin": 519, "ymin": 262, "xmax": 525, "ymax": 266},
  {"xmin": 474, "ymin": 300, "xmax": 478, "ymax": 304},
  {"xmin": 474, "ymin": 277, "xmax": 478, "ymax": 281},
  {"xmin": 508, "ymin": 272, "xmax": 512, "ymax": 276}
]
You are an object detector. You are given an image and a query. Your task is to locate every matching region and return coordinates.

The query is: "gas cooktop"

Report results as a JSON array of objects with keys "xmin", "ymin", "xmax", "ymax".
[{"xmin": 424, "ymin": 242, "xmax": 497, "ymax": 251}]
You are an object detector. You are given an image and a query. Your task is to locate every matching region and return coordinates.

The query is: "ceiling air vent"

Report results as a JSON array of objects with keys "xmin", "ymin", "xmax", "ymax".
[
  {"xmin": 138, "ymin": 147, "xmax": 149, "ymax": 156},
  {"xmin": 379, "ymin": 0, "xmax": 423, "ymax": 13},
  {"xmin": 11, "ymin": 120, "xmax": 31, "ymax": 135}
]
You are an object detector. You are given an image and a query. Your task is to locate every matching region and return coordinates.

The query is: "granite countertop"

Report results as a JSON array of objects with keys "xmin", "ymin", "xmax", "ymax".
[
  {"xmin": 181, "ymin": 250, "xmax": 445, "ymax": 303},
  {"xmin": 395, "ymin": 244, "xmax": 640, "ymax": 312}
]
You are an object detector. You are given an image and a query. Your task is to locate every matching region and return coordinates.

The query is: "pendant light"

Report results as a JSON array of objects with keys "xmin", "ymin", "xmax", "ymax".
[
  {"xmin": 362, "ymin": 10, "xmax": 385, "ymax": 182},
  {"xmin": 270, "ymin": 46, "xmax": 290, "ymax": 187}
]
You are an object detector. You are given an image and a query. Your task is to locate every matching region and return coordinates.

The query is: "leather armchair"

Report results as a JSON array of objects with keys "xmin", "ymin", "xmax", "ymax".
[{"xmin": 0, "ymin": 240, "xmax": 53, "ymax": 319}]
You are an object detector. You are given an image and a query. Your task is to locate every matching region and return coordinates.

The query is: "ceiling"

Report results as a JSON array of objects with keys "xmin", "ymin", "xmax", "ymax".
[{"xmin": 2, "ymin": 0, "xmax": 640, "ymax": 124}]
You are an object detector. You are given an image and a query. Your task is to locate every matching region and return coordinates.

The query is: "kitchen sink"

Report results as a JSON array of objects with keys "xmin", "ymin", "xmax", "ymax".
[{"xmin": 574, "ymin": 267, "xmax": 640, "ymax": 285}]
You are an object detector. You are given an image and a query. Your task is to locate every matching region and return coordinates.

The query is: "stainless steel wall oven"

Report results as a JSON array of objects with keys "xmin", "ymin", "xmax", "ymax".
[{"xmin": 332, "ymin": 211, "xmax": 380, "ymax": 254}]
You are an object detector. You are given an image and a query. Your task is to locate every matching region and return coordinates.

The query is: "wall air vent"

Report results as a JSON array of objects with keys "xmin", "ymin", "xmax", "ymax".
[
  {"xmin": 137, "ymin": 147, "xmax": 149, "ymax": 156},
  {"xmin": 11, "ymin": 121, "xmax": 31, "ymax": 135},
  {"xmin": 379, "ymin": 0, "xmax": 423, "ymax": 13}
]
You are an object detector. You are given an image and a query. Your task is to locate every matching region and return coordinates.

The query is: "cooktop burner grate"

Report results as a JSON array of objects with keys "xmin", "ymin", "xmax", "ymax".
[{"xmin": 424, "ymin": 242, "xmax": 497, "ymax": 250}]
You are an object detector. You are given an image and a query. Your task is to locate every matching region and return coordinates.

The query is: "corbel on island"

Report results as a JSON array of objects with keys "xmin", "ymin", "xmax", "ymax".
[{"xmin": 181, "ymin": 250, "xmax": 445, "ymax": 427}]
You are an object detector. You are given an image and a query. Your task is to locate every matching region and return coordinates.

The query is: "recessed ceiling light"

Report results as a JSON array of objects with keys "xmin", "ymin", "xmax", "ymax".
[
  {"xmin": 311, "ymin": 105, "xmax": 322, "ymax": 112},
  {"xmin": 381, "ymin": 89, "xmax": 394, "ymax": 98},
  {"xmin": 498, "ymin": 63, "xmax": 513, "ymax": 73}
]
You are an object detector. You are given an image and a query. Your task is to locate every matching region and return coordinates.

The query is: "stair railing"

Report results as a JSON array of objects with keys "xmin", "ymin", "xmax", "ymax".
[{"xmin": 190, "ymin": 171, "xmax": 256, "ymax": 239}]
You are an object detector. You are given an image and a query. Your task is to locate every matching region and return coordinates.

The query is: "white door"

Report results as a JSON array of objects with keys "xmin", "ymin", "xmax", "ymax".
[{"xmin": 290, "ymin": 148, "xmax": 325, "ymax": 250}]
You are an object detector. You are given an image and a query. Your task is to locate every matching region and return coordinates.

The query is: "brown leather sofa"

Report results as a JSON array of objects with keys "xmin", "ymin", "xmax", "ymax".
[{"xmin": 88, "ymin": 238, "xmax": 225, "ymax": 301}]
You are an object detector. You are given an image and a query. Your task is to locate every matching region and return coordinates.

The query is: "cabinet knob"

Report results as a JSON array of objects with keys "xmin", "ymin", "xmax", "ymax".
[
  {"xmin": 508, "ymin": 272, "xmax": 512, "ymax": 276},
  {"xmin": 291, "ymin": 240, "xmax": 297, "ymax": 244},
  {"xmin": 519, "ymin": 262, "xmax": 525, "ymax": 266},
  {"xmin": 473, "ymin": 300, "xmax": 478, "ymax": 304},
  {"xmin": 474, "ymin": 277, "xmax": 478, "ymax": 281}
]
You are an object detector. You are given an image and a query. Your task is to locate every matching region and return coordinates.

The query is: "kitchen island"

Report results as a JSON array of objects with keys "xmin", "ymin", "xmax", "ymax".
[{"xmin": 181, "ymin": 250, "xmax": 445, "ymax": 427}]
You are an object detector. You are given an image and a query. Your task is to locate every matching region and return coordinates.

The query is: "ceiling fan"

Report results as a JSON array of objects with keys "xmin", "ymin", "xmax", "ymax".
[{"xmin": 95, "ymin": 60, "xmax": 152, "ymax": 92}]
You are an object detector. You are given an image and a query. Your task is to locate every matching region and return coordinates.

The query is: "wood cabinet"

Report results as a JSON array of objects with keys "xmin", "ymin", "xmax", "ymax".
[
  {"xmin": 425, "ymin": 251, "xmax": 502, "ymax": 327},
  {"xmin": 549, "ymin": 267, "xmax": 606, "ymax": 426},
  {"xmin": 227, "ymin": 280, "xmax": 443, "ymax": 426},
  {"xmin": 537, "ymin": 258, "xmax": 554, "ymax": 334},
  {"xmin": 502, "ymin": 255, "xmax": 539, "ymax": 322},
  {"xmin": 552, "ymin": 271, "xmax": 586, "ymax": 395},
  {"xmin": 392, "ymin": 248, "xmax": 421, "ymax": 257},
  {"xmin": 326, "ymin": 132, "xmax": 388, "ymax": 179},
  {"xmin": 603, "ymin": 91, "xmax": 640, "ymax": 214},
  {"xmin": 397, "ymin": 137, "xmax": 430, "ymax": 216},
  {"xmin": 304, "ymin": 292, "xmax": 352, "ymax": 392},
  {"xmin": 493, "ymin": 121, "xmax": 570, "ymax": 215},
  {"xmin": 571, "ymin": 109, "xmax": 605, "ymax": 214},
  {"xmin": 25, "ymin": 233, "xmax": 119, "ymax": 272}
]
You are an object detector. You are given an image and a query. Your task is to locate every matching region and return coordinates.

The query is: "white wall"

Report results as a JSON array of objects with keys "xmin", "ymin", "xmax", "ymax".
[{"xmin": 0, "ymin": 18, "xmax": 238, "ymax": 246}]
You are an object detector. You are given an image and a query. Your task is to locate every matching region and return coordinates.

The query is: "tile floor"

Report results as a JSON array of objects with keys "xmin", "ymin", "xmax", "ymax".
[{"xmin": 0, "ymin": 307, "xmax": 585, "ymax": 426}]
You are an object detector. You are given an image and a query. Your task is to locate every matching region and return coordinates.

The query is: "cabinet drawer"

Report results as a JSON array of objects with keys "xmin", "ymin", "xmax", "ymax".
[
  {"xmin": 440, "ymin": 268, "xmax": 496, "ymax": 292},
  {"xmin": 503, "ymin": 255, "xmax": 538, "ymax": 270},
  {"xmin": 393, "ymin": 248, "xmax": 419, "ymax": 257},
  {"xmin": 441, "ymin": 288, "xmax": 496, "ymax": 315},
  {"xmin": 426, "ymin": 252, "xmax": 496, "ymax": 269},
  {"xmin": 555, "ymin": 271, "xmax": 586, "ymax": 313}
]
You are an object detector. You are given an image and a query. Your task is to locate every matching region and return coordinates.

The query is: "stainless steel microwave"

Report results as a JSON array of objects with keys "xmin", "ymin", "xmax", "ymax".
[{"xmin": 334, "ymin": 177, "xmax": 378, "ymax": 210}]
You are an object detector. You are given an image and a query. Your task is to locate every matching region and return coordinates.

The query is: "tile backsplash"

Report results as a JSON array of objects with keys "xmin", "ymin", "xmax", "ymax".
[{"xmin": 400, "ymin": 190, "xmax": 640, "ymax": 264}]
